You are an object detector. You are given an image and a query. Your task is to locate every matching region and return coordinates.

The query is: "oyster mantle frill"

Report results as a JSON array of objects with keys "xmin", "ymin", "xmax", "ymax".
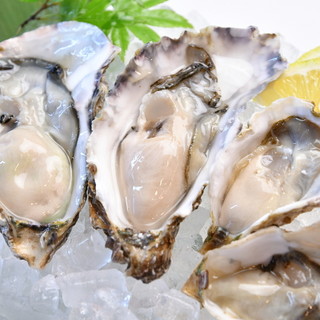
[
  {"xmin": 184, "ymin": 216, "xmax": 320, "ymax": 320},
  {"xmin": 87, "ymin": 26, "xmax": 287, "ymax": 282},
  {"xmin": 201, "ymin": 97, "xmax": 320, "ymax": 252},
  {"xmin": 0, "ymin": 22, "xmax": 119, "ymax": 267}
]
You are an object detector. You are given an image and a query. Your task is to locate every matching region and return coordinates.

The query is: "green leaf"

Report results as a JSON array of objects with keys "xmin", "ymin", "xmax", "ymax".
[
  {"xmin": 111, "ymin": 0, "xmax": 141, "ymax": 13},
  {"xmin": 127, "ymin": 24, "xmax": 160, "ymax": 43},
  {"xmin": 136, "ymin": 0, "xmax": 168, "ymax": 9},
  {"xmin": 19, "ymin": 0, "xmax": 40, "ymax": 2},
  {"xmin": 60, "ymin": 0, "xmax": 87, "ymax": 20},
  {"xmin": 77, "ymin": 10, "xmax": 116, "ymax": 30},
  {"xmin": 82, "ymin": 0, "xmax": 112, "ymax": 16},
  {"xmin": 111, "ymin": 0, "xmax": 132, "ymax": 11},
  {"xmin": 133, "ymin": 9, "xmax": 193, "ymax": 28},
  {"xmin": 60, "ymin": 0, "xmax": 113, "ymax": 21},
  {"xmin": 109, "ymin": 26, "xmax": 130, "ymax": 60}
]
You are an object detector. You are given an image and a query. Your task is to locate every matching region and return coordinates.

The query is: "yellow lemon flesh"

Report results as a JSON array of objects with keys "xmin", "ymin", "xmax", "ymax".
[
  {"xmin": 255, "ymin": 49, "xmax": 320, "ymax": 114},
  {"xmin": 294, "ymin": 46, "xmax": 320, "ymax": 62}
]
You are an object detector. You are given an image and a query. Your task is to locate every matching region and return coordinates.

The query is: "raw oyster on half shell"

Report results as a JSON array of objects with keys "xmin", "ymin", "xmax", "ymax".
[
  {"xmin": 87, "ymin": 26, "xmax": 286, "ymax": 282},
  {"xmin": 0, "ymin": 22, "xmax": 119, "ymax": 267},
  {"xmin": 184, "ymin": 220, "xmax": 320, "ymax": 320},
  {"xmin": 202, "ymin": 97, "xmax": 320, "ymax": 252}
]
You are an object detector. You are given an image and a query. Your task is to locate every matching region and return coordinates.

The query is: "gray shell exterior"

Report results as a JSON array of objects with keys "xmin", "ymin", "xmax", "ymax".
[{"xmin": 0, "ymin": 22, "xmax": 119, "ymax": 268}]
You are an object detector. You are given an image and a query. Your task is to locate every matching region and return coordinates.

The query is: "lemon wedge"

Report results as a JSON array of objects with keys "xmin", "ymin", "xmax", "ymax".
[
  {"xmin": 294, "ymin": 46, "xmax": 320, "ymax": 62},
  {"xmin": 255, "ymin": 49, "xmax": 320, "ymax": 114}
]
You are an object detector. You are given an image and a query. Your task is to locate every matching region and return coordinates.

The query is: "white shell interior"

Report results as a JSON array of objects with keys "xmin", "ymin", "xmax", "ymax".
[
  {"xmin": 199, "ymin": 224, "xmax": 320, "ymax": 320},
  {"xmin": 87, "ymin": 27, "xmax": 287, "ymax": 233},
  {"xmin": 0, "ymin": 22, "xmax": 119, "ymax": 224},
  {"xmin": 210, "ymin": 97, "xmax": 320, "ymax": 235}
]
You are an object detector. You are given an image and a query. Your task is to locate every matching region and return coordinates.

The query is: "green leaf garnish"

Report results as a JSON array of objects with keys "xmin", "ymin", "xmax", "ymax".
[
  {"xmin": 127, "ymin": 24, "xmax": 160, "ymax": 43},
  {"xmin": 17, "ymin": 0, "xmax": 194, "ymax": 60},
  {"xmin": 132, "ymin": 9, "xmax": 193, "ymax": 28},
  {"xmin": 110, "ymin": 25, "xmax": 130, "ymax": 60},
  {"xmin": 137, "ymin": 0, "xmax": 168, "ymax": 9},
  {"xmin": 60, "ymin": 0, "xmax": 87, "ymax": 20},
  {"xmin": 112, "ymin": 0, "xmax": 139, "ymax": 11},
  {"xmin": 79, "ymin": 0, "xmax": 112, "ymax": 16}
]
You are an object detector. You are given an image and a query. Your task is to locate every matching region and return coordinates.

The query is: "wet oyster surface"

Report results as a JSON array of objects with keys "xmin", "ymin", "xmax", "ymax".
[
  {"xmin": 0, "ymin": 21, "xmax": 119, "ymax": 268},
  {"xmin": 87, "ymin": 26, "xmax": 286, "ymax": 282},
  {"xmin": 0, "ymin": 0, "xmax": 318, "ymax": 317},
  {"xmin": 202, "ymin": 97, "xmax": 320, "ymax": 252},
  {"xmin": 0, "ymin": 58, "xmax": 77, "ymax": 223},
  {"xmin": 222, "ymin": 117, "xmax": 320, "ymax": 230},
  {"xmin": 184, "ymin": 224, "xmax": 320, "ymax": 320},
  {"xmin": 183, "ymin": 98, "xmax": 320, "ymax": 319}
]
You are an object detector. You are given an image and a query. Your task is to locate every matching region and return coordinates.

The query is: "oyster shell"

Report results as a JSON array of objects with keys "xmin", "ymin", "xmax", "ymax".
[
  {"xmin": 202, "ymin": 97, "xmax": 320, "ymax": 252},
  {"xmin": 0, "ymin": 22, "xmax": 119, "ymax": 267},
  {"xmin": 87, "ymin": 26, "xmax": 286, "ymax": 282},
  {"xmin": 183, "ymin": 222, "xmax": 320, "ymax": 320}
]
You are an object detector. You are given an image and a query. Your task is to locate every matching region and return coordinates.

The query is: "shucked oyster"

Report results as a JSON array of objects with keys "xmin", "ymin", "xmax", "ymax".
[
  {"xmin": 87, "ymin": 26, "xmax": 286, "ymax": 282},
  {"xmin": 184, "ymin": 220, "xmax": 320, "ymax": 320},
  {"xmin": 0, "ymin": 22, "xmax": 119, "ymax": 267},
  {"xmin": 202, "ymin": 97, "xmax": 320, "ymax": 252}
]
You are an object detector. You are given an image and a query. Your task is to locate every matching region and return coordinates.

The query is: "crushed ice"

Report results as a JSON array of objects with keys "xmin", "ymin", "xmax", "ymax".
[{"xmin": 0, "ymin": 202, "xmax": 213, "ymax": 319}]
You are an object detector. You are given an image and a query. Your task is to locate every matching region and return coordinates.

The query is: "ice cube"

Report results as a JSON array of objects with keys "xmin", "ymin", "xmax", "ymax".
[
  {"xmin": 29, "ymin": 274, "xmax": 60, "ymax": 313},
  {"xmin": 57, "ymin": 269, "xmax": 130, "ymax": 309},
  {"xmin": 113, "ymin": 307, "xmax": 139, "ymax": 320},
  {"xmin": 129, "ymin": 278, "xmax": 169, "ymax": 309},
  {"xmin": 152, "ymin": 289, "xmax": 200, "ymax": 320},
  {"xmin": 0, "ymin": 257, "xmax": 40, "ymax": 300},
  {"xmin": 68, "ymin": 303, "xmax": 104, "ymax": 320},
  {"xmin": 48, "ymin": 227, "xmax": 111, "ymax": 275},
  {"xmin": 0, "ymin": 296, "xmax": 64, "ymax": 320},
  {"xmin": 68, "ymin": 304, "xmax": 138, "ymax": 320},
  {"xmin": 163, "ymin": 207, "xmax": 209, "ymax": 288}
]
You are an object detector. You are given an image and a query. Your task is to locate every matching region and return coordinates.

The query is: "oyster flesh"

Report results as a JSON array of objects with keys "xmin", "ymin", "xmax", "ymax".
[
  {"xmin": 202, "ymin": 97, "xmax": 320, "ymax": 252},
  {"xmin": 0, "ymin": 22, "xmax": 119, "ymax": 267},
  {"xmin": 183, "ymin": 221, "xmax": 320, "ymax": 320},
  {"xmin": 87, "ymin": 26, "xmax": 286, "ymax": 282}
]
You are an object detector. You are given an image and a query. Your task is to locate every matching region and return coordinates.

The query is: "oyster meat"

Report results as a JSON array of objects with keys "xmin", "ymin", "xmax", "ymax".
[
  {"xmin": 184, "ymin": 222, "xmax": 320, "ymax": 320},
  {"xmin": 0, "ymin": 22, "xmax": 119, "ymax": 267},
  {"xmin": 202, "ymin": 97, "xmax": 320, "ymax": 252},
  {"xmin": 87, "ymin": 26, "xmax": 286, "ymax": 282}
]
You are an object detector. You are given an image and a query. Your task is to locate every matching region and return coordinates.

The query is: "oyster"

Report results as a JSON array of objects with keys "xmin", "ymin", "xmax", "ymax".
[
  {"xmin": 202, "ymin": 97, "xmax": 320, "ymax": 252},
  {"xmin": 87, "ymin": 26, "xmax": 286, "ymax": 282},
  {"xmin": 0, "ymin": 22, "xmax": 119, "ymax": 267},
  {"xmin": 183, "ymin": 222, "xmax": 320, "ymax": 320}
]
